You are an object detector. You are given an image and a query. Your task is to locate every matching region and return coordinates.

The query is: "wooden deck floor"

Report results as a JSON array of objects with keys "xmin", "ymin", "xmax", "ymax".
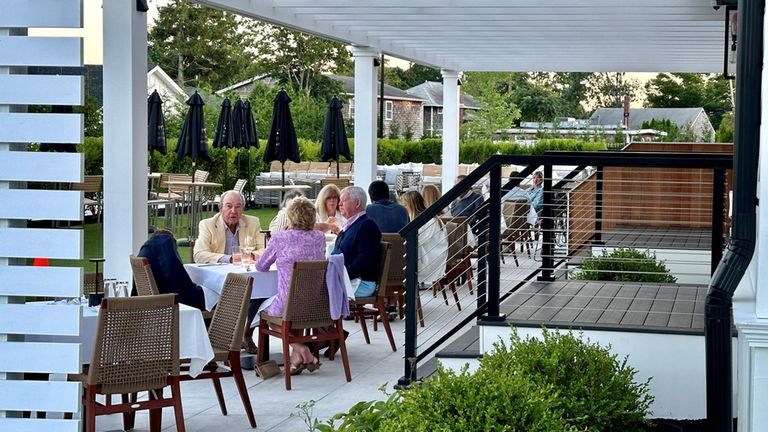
[{"xmin": 601, "ymin": 224, "xmax": 711, "ymax": 250}]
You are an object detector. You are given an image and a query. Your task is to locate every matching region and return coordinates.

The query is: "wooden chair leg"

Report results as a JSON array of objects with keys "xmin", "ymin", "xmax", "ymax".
[
  {"xmin": 358, "ymin": 308, "xmax": 371, "ymax": 344},
  {"xmin": 336, "ymin": 322, "xmax": 352, "ymax": 382},
  {"xmin": 397, "ymin": 292, "xmax": 405, "ymax": 319},
  {"xmin": 466, "ymin": 265, "xmax": 474, "ymax": 295},
  {"xmin": 85, "ymin": 386, "xmax": 97, "ymax": 432},
  {"xmin": 229, "ymin": 352, "xmax": 257, "ymax": 428},
  {"xmin": 170, "ymin": 378, "xmax": 186, "ymax": 432},
  {"xmin": 211, "ymin": 377, "xmax": 226, "ymax": 415},
  {"xmin": 377, "ymin": 300, "xmax": 397, "ymax": 352},
  {"xmin": 257, "ymin": 320, "xmax": 269, "ymax": 364},
  {"xmin": 282, "ymin": 326, "xmax": 292, "ymax": 391},
  {"xmin": 450, "ymin": 282, "xmax": 462, "ymax": 311},
  {"xmin": 417, "ymin": 295, "xmax": 425, "ymax": 327},
  {"xmin": 149, "ymin": 388, "xmax": 163, "ymax": 432},
  {"xmin": 122, "ymin": 393, "xmax": 136, "ymax": 430}
]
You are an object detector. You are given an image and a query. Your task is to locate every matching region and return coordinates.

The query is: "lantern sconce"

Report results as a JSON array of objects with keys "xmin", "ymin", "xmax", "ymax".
[{"xmin": 724, "ymin": 5, "xmax": 737, "ymax": 79}]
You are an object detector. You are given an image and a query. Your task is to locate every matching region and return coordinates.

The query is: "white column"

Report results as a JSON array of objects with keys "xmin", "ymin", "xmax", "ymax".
[
  {"xmin": 754, "ymin": 6, "xmax": 768, "ymax": 319},
  {"xmin": 103, "ymin": 0, "xmax": 148, "ymax": 283},
  {"xmin": 441, "ymin": 69, "xmax": 461, "ymax": 194},
  {"xmin": 350, "ymin": 46, "xmax": 378, "ymax": 191}
]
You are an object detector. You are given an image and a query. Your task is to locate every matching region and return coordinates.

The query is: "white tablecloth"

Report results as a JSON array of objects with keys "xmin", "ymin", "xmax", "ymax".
[
  {"xmin": 185, "ymin": 263, "xmax": 278, "ymax": 310},
  {"xmin": 28, "ymin": 303, "xmax": 214, "ymax": 378}
]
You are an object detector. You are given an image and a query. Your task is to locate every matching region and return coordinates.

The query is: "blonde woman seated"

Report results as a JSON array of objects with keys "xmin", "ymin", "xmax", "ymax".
[
  {"xmin": 314, "ymin": 183, "xmax": 346, "ymax": 235},
  {"xmin": 268, "ymin": 189, "xmax": 305, "ymax": 233},
  {"xmin": 256, "ymin": 197, "xmax": 326, "ymax": 374},
  {"xmin": 402, "ymin": 191, "xmax": 449, "ymax": 289},
  {"xmin": 421, "ymin": 184, "xmax": 447, "ymax": 216}
]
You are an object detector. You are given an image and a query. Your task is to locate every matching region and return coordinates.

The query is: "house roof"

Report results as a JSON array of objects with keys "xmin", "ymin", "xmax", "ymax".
[
  {"xmin": 148, "ymin": 65, "xmax": 187, "ymax": 99},
  {"xmin": 197, "ymin": 0, "xmax": 725, "ymax": 73},
  {"xmin": 326, "ymin": 74, "xmax": 425, "ymax": 102},
  {"xmin": 589, "ymin": 107, "xmax": 710, "ymax": 130},
  {"xmin": 406, "ymin": 81, "xmax": 480, "ymax": 109}
]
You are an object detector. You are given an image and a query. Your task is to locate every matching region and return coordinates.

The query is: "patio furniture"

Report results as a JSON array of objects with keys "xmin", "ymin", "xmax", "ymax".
[
  {"xmin": 180, "ymin": 273, "xmax": 257, "ymax": 429},
  {"xmin": 164, "ymin": 179, "xmax": 223, "ymax": 240},
  {"xmin": 233, "ymin": 178, "xmax": 247, "ymax": 194},
  {"xmin": 381, "ymin": 233, "xmax": 424, "ymax": 327},
  {"xmin": 320, "ymin": 177, "xmax": 351, "ymax": 189},
  {"xmin": 434, "ymin": 217, "xmax": 474, "ymax": 311},
  {"xmin": 257, "ymin": 260, "xmax": 352, "ymax": 390},
  {"xmin": 349, "ymin": 242, "xmax": 397, "ymax": 352},
  {"xmin": 394, "ymin": 172, "xmax": 421, "ymax": 197},
  {"xmin": 71, "ymin": 175, "xmax": 103, "ymax": 222},
  {"xmin": 70, "ymin": 294, "xmax": 185, "ymax": 432},
  {"xmin": 501, "ymin": 200, "xmax": 533, "ymax": 266},
  {"xmin": 184, "ymin": 263, "xmax": 278, "ymax": 311}
]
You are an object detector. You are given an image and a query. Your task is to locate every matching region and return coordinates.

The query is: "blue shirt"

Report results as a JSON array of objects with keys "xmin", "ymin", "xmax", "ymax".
[{"xmin": 365, "ymin": 199, "xmax": 409, "ymax": 233}]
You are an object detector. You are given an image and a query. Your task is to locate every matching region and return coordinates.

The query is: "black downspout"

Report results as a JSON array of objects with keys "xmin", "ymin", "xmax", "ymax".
[
  {"xmin": 379, "ymin": 53, "xmax": 385, "ymax": 139},
  {"xmin": 705, "ymin": 1, "xmax": 762, "ymax": 431}
]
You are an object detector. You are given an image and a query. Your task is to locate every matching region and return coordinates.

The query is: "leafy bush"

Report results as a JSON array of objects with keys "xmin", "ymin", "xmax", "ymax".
[
  {"xmin": 319, "ymin": 329, "xmax": 652, "ymax": 432},
  {"xmin": 573, "ymin": 247, "xmax": 677, "ymax": 283}
]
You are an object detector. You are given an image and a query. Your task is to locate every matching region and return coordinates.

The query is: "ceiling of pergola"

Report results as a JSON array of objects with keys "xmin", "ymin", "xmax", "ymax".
[{"xmin": 198, "ymin": 0, "xmax": 727, "ymax": 73}]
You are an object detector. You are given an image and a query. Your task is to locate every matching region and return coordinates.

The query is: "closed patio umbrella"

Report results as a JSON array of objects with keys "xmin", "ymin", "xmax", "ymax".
[
  {"xmin": 263, "ymin": 89, "xmax": 300, "ymax": 186},
  {"xmin": 240, "ymin": 100, "xmax": 259, "ymax": 200},
  {"xmin": 176, "ymin": 91, "xmax": 210, "ymax": 174},
  {"xmin": 320, "ymin": 96, "xmax": 351, "ymax": 178},
  {"xmin": 213, "ymin": 97, "xmax": 234, "ymax": 188},
  {"xmin": 148, "ymin": 90, "xmax": 167, "ymax": 174}
]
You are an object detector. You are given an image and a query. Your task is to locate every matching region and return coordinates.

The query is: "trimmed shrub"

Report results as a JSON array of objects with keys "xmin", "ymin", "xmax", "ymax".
[{"xmin": 573, "ymin": 247, "xmax": 677, "ymax": 283}]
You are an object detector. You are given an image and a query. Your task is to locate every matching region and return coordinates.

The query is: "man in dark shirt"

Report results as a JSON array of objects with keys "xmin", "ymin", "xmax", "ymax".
[
  {"xmin": 365, "ymin": 180, "xmax": 409, "ymax": 233},
  {"xmin": 450, "ymin": 175, "xmax": 484, "ymax": 233}
]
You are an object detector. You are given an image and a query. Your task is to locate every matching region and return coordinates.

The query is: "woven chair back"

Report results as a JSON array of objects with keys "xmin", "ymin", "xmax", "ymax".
[
  {"xmin": 441, "ymin": 216, "xmax": 468, "ymax": 265},
  {"xmin": 87, "ymin": 294, "xmax": 179, "ymax": 394},
  {"xmin": 503, "ymin": 200, "xmax": 529, "ymax": 232},
  {"xmin": 129, "ymin": 255, "xmax": 160, "ymax": 296},
  {"xmin": 381, "ymin": 234, "xmax": 405, "ymax": 287},
  {"xmin": 208, "ymin": 273, "xmax": 253, "ymax": 352},
  {"xmin": 283, "ymin": 260, "xmax": 332, "ymax": 329}
]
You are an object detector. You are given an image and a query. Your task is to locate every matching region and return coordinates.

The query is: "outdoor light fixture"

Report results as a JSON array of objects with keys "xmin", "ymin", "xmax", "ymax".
[
  {"xmin": 724, "ymin": 5, "xmax": 737, "ymax": 79},
  {"xmin": 137, "ymin": 0, "xmax": 149, "ymax": 12}
]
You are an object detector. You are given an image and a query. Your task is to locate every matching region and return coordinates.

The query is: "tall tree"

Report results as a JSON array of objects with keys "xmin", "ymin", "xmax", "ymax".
[
  {"xmin": 461, "ymin": 72, "xmax": 521, "ymax": 137},
  {"xmin": 644, "ymin": 73, "xmax": 732, "ymax": 129},
  {"xmin": 250, "ymin": 23, "xmax": 350, "ymax": 98},
  {"xmin": 585, "ymin": 72, "xmax": 641, "ymax": 108},
  {"xmin": 148, "ymin": 0, "xmax": 256, "ymax": 90}
]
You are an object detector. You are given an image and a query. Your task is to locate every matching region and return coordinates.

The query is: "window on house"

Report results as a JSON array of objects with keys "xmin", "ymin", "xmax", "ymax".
[{"xmin": 385, "ymin": 100, "xmax": 393, "ymax": 121}]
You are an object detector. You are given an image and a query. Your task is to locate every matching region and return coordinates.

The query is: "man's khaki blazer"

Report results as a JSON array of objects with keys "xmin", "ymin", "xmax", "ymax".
[{"xmin": 193, "ymin": 214, "xmax": 264, "ymax": 263}]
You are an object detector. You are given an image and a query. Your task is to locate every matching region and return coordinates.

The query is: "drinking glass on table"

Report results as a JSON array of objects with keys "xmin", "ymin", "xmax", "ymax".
[
  {"xmin": 241, "ymin": 236, "xmax": 256, "ymax": 269},
  {"xmin": 231, "ymin": 246, "xmax": 242, "ymax": 266}
]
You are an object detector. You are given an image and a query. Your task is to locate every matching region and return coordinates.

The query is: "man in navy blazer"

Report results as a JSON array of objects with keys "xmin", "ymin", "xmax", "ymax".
[{"xmin": 332, "ymin": 186, "xmax": 382, "ymax": 297}]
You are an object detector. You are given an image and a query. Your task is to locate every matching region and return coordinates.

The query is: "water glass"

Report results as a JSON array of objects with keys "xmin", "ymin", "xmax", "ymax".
[
  {"xmin": 231, "ymin": 246, "xmax": 242, "ymax": 266},
  {"xmin": 116, "ymin": 281, "xmax": 129, "ymax": 298},
  {"xmin": 104, "ymin": 279, "xmax": 117, "ymax": 298}
]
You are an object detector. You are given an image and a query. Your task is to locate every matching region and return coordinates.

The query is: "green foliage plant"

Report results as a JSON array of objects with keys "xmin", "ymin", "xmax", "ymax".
[
  {"xmin": 320, "ymin": 329, "xmax": 653, "ymax": 432},
  {"xmin": 573, "ymin": 247, "xmax": 677, "ymax": 283}
]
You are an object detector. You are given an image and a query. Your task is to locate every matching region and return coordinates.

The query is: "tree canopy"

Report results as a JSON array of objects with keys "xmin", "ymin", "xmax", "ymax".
[
  {"xmin": 644, "ymin": 73, "xmax": 732, "ymax": 129},
  {"xmin": 148, "ymin": 0, "xmax": 257, "ymax": 90}
]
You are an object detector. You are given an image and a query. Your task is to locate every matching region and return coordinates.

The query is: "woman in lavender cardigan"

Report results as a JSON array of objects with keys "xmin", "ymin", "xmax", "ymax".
[{"xmin": 255, "ymin": 197, "xmax": 325, "ymax": 373}]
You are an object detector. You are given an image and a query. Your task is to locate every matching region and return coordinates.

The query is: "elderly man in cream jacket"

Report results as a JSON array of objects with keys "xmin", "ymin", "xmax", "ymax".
[{"xmin": 193, "ymin": 190, "xmax": 265, "ymax": 264}]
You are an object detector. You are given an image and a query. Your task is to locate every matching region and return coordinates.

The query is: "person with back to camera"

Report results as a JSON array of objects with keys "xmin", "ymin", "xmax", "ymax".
[
  {"xmin": 421, "ymin": 184, "xmax": 446, "ymax": 216},
  {"xmin": 365, "ymin": 180, "xmax": 409, "ymax": 233},
  {"xmin": 256, "ymin": 197, "xmax": 326, "ymax": 374},
  {"xmin": 449, "ymin": 175, "xmax": 484, "ymax": 234},
  {"xmin": 402, "ymin": 191, "xmax": 448, "ymax": 290}
]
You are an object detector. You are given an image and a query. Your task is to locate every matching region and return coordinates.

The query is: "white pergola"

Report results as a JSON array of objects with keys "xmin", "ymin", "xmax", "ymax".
[{"xmin": 2, "ymin": 0, "xmax": 766, "ymax": 430}]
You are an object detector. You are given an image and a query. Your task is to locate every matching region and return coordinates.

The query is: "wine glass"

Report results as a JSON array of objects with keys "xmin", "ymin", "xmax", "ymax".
[{"xmin": 241, "ymin": 237, "xmax": 255, "ymax": 270}]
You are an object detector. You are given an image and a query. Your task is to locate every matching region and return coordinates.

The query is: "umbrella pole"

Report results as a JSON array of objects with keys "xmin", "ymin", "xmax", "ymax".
[
  {"xmin": 190, "ymin": 162, "xmax": 196, "ymax": 241},
  {"xmin": 224, "ymin": 149, "xmax": 229, "ymax": 191},
  {"xmin": 247, "ymin": 149, "xmax": 252, "ymax": 206},
  {"xmin": 336, "ymin": 159, "xmax": 340, "ymax": 178}
]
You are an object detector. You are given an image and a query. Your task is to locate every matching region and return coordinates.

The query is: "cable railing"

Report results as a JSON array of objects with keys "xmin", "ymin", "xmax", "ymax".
[{"xmin": 396, "ymin": 150, "xmax": 732, "ymax": 385}]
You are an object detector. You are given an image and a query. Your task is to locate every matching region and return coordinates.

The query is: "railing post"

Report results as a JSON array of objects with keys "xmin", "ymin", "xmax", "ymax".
[
  {"xmin": 399, "ymin": 230, "xmax": 420, "ymax": 386},
  {"xmin": 711, "ymin": 168, "xmax": 726, "ymax": 275},
  {"xmin": 538, "ymin": 164, "xmax": 555, "ymax": 281},
  {"xmin": 593, "ymin": 165, "xmax": 604, "ymax": 245},
  {"xmin": 484, "ymin": 164, "xmax": 503, "ymax": 320},
  {"xmin": 476, "ymin": 215, "xmax": 488, "ymax": 311}
]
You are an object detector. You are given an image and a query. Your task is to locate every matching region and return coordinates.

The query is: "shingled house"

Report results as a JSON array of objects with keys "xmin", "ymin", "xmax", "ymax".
[
  {"xmin": 406, "ymin": 81, "xmax": 481, "ymax": 137},
  {"xmin": 590, "ymin": 107, "xmax": 715, "ymax": 142}
]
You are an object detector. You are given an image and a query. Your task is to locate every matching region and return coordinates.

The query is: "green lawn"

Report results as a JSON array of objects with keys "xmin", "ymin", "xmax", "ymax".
[{"xmin": 49, "ymin": 207, "xmax": 278, "ymax": 272}]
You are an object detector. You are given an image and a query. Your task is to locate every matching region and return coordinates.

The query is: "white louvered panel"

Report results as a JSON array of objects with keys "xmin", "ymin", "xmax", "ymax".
[
  {"xmin": 0, "ymin": 74, "xmax": 83, "ymax": 105},
  {"xmin": 1, "ymin": 0, "xmax": 83, "ymax": 28},
  {"xmin": 0, "ymin": 342, "xmax": 80, "ymax": 374},
  {"xmin": 0, "ymin": 266, "xmax": 82, "ymax": 298},
  {"xmin": 0, "ymin": 152, "xmax": 83, "ymax": 182},
  {"xmin": 0, "ymin": 36, "xmax": 82, "ymax": 67},
  {"xmin": 0, "ymin": 380, "xmax": 80, "ymax": 412},
  {"xmin": 0, "ymin": 190, "xmax": 82, "ymax": 221},
  {"xmin": 0, "ymin": 418, "xmax": 80, "ymax": 432},
  {"xmin": 0, "ymin": 228, "xmax": 82, "ymax": 259},
  {"xmin": 0, "ymin": 112, "xmax": 82, "ymax": 143},
  {"xmin": 0, "ymin": 304, "xmax": 80, "ymax": 336}
]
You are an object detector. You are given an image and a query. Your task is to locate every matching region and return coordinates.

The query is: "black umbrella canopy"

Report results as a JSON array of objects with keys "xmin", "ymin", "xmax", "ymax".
[
  {"xmin": 231, "ymin": 98, "xmax": 246, "ymax": 149},
  {"xmin": 148, "ymin": 90, "xmax": 167, "ymax": 155},
  {"xmin": 213, "ymin": 97, "xmax": 234, "ymax": 149},
  {"xmin": 264, "ymin": 89, "xmax": 300, "ymax": 185},
  {"xmin": 176, "ymin": 91, "xmax": 209, "ymax": 163},
  {"xmin": 321, "ymin": 96, "xmax": 351, "ymax": 177},
  {"xmin": 242, "ymin": 100, "xmax": 259, "ymax": 150},
  {"xmin": 40, "ymin": 105, "xmax": 77, "ymax": 153}
]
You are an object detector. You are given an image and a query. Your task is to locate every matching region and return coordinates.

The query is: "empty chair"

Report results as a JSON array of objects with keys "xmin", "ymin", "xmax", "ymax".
[
  {"xmin": 381, "ymin": 233, "xmax": 425, "ymax": 327},
  {"xmin": 193, "ymin": 169, "xmax": 210, "ymax": 183},
  {"xmin": 180, "ymin": 273, "xmax": 257, "ymax": 428},
  {"xmin": 71, "ymin": 175, "xmax": 103, "ymax": 222},
  {"xmin": 233, "ymin": 178, "xmax": 247, "ymax": 194},
  {"xmin": 320, "ymin": 177, "xmax": 351, "ymax": 189},
  {"xmin": 434, "ymin": 217, "xmax": 474, "ymax": 311},
  {"xmin": 501, "ymin": 200, "xmax": 533, "ymax": 266},
  {"xmin": 70, "ymin": 294, "xmax": 185, "ymax": 432}
]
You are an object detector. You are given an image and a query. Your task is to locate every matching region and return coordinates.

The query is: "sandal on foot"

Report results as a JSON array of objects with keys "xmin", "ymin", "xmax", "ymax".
[
  {"xmin": 289, "ymin": 363, "xmax": 305, "ymax": 376},
  {"xmin": 305, "ymin": 356, "xmax": 321, "ymax": 373}
]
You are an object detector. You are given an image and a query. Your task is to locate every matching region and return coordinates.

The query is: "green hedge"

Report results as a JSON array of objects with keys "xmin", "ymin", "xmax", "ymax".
[{"xmin": 67, "ymin": 137, "xmax": 607, "ymax": 187}]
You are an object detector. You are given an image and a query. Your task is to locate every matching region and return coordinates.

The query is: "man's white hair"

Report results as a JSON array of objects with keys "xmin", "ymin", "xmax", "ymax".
[
  {"xmin": 342, "ymin": 186, "xmax": 367, "ymax": 209},
  {"xmin": 219, "ymin": 190, "xmax": 246, "ymax": 208}
]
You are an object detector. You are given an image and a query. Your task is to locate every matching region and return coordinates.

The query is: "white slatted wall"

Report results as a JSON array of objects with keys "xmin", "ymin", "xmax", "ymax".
[{"xmin": 0, "ymin": 1, "xmax": 83, "ymax": 430}]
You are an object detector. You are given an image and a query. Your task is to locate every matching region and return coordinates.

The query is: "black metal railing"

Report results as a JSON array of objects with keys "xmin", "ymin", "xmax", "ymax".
[{"xmin": 397, "ymin": 151, "xmax": 732, "ymax": 385}]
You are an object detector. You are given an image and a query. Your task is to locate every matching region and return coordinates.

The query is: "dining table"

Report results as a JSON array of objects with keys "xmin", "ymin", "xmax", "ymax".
[
  {"xmin": 27, "ymin": 301, "xmax": 214, "ymax": 378},
  {"xmin": 184, "ymin": 263, "xmax": 278, "ymax": 311}
]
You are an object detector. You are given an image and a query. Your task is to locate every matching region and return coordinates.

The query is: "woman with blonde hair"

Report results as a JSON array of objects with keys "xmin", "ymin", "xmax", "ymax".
[
  {"xmin": 420, "ymin": 184, "xmax": 445, "ymax": 215},
  {"xmin": 402, "ymin": 190, "xmax": 448, "ymax": 287},
  {"xmin": 314, "ymin": 183, "xmax": 346, "ymax": 234},
  {"xmin": 256, "ymin": 196, "xmax": 325, "ymax": 374}
]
